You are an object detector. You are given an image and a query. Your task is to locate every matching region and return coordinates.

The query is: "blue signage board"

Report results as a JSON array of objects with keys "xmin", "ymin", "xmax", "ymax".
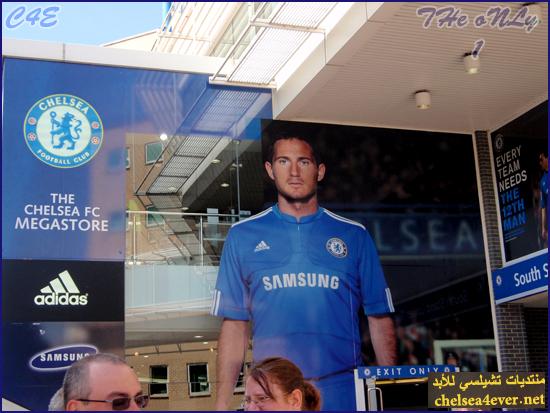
[
  {"xmin": 358, "ymin": 365, "xmax": 458, "ymax": 379},
  {"xmin": 2, "ymin": 58, "xmax": 272, "ymax": 261},
  {"xmin": 2, "ymin": 321, "xmax": 124, "ymax": 411},
  {"xmin": 492, "ymin": 250, "xmax": 548, "ymax": 304},
  {"xmin": 2, "ymin": 56, "xmax": 273, "ymax": 410},
  {"xmin": 2, "ymin": 59, "xmax": 127, "ymax": 261}
]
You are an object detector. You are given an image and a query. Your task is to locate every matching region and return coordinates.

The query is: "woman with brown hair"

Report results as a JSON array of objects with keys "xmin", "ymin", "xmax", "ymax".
[{"xmin": 244, "ymin": 357, "xmax": 321, "ymax": 411}]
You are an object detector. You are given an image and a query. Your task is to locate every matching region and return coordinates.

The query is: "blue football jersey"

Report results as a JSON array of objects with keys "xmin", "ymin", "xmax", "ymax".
[
  {"xmin": 211, "ymin": 204, "xmax": 393, "ymax": 408},
  {"xmin": 540, "ymin": 171, "xmax": 548, "ymax": 209}
]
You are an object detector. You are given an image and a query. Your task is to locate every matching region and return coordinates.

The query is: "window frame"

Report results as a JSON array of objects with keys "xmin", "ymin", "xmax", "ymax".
[
  {"xmin": 187, "ymin": 362, "xmax": 211, "ymax": 397},
  {"xmin": 145, "ymin": 205, "xmax": 164, "ymax": 228},
  {"xmin": 145, "ymin": 141, "xmax": 164, "ymax": 165},
  {"xmin": 125, "ymin": 146, "xmax": 131, "ymax": 169},
  {"xmin": 149, "ymin": 364, "xmax": 169, "ymax": 398},
  {"xmin": 234, "ymin": 362, "xmax": 250, "ymax": 394}
]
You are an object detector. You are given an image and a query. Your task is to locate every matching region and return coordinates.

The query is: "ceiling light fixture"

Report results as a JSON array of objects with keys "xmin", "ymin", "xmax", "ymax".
[
  {"xmin": 194, "ymin": 335, "xmax": 203, "ymax": 338},
  {"xmin": 211, "ymin": 158, "xmax": 221, "ymax": 164},
  {"xmin": 463, "ymin": 52, "xmax": 480, "ymax": 74},
  {"xmin": 182, "ymin": 207, "xmax": 189, "ymax": 211},
  {"xmin": 220, "ymin": 182, "xmax": 230, "ymax": 187},
  {"xmin": 160, "ymin": 133, "xmax": 168, "ymax": 141},
  {"xmin": 414, "ymin": 90, "xmax": 431, "ymax": 110}
]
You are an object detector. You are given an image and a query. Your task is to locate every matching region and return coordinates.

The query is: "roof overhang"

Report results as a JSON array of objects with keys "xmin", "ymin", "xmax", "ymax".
[{"xmin": 273, "ymin": 2, "xmax": 548, "ymax": 133}]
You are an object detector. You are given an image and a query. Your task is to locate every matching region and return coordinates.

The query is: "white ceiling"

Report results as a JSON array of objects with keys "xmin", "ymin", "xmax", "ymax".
[{"xmin": 276, "ymin": 2, "xmax": 548, "ymax": 134}]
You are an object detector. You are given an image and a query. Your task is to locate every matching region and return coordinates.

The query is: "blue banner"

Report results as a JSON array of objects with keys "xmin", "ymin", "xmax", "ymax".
[
  {"xmin": 492, "ymin": 250, "xmax": 548, "ymax": 304},
  {"xmin": 2, "ymin": 321, "xmax": 124, "ymax": 411},
  {"xmin": 2, "ymin": 57, "xmax": 273, "ymax": 410},
  {"xmin": 2, "ymin": 59, "xmax": 127, "ymax": 261},
  {"xmin": 358, "ymin": 365, "xmax": 458, "ymax": 379},
  {"xmin": 491, "ymin": 130, "xmax": 548, "ymax": 261},
  {"xmin": 2, "ymin": 58, "xmax": 272, "ymax": 261}
]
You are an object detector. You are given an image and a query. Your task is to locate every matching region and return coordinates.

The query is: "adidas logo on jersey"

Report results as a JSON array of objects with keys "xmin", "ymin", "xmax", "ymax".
[
  {"xmin": 254, "ymin": 240, "xmax": 270, "ymax": 252},
  {"xmin": 34, "ymin": 270, "xmax": 88, "ymax": 306}
]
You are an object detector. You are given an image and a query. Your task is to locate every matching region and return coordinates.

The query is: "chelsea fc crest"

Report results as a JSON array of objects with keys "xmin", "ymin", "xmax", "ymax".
[
  {"xmin": 24, "ymin": 94, "xmax": 103, "ymax": 168},
  {"xmin": 326, "ymin": 237, "xmax": 348, "ymax": 258}
]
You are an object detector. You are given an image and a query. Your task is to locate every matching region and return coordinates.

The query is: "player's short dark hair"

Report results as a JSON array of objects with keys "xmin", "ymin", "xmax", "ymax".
[
  {"xmin": 266, "ymin": 132, "xmax": 322, "ymax": 165},
  {"xmin": 539, "ymin": 150, "xmax": 548, "ymax": 158}
]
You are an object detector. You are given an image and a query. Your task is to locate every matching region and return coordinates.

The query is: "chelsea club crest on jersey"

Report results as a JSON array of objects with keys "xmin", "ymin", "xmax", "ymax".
[
  {"xmin": 24, "ymin": 94, "xmax": 103, "ymax": 168},
  {"xmin": 326, "ymin": 237, "xmax": 348, "ymax": 258}
]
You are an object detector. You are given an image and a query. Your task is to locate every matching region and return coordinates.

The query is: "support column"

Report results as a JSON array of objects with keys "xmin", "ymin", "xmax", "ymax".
[{"xmin": 473, "ymin": 131, "xmax": 529, "ymax": 372}]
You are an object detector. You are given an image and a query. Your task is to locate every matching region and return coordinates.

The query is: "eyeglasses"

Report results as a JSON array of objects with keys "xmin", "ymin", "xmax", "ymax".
[
  {"xmin": 243, "ymin": 395, "xmax": 273, "ymax": 408},
  {"xmin": 77, "ymin": 394, "xmax": 149, "ymax": 410}
]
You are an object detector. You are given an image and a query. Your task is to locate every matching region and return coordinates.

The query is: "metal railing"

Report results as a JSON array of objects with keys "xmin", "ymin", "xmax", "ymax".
[{"xmin": 126, "ymin": 210, "xmax": 239, "ymax": 266}]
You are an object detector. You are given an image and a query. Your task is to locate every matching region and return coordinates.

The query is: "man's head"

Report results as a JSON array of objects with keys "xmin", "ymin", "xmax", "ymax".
[
  {"xmin": 539, "ymin": 151, "xmax": 548, "ymax": 172},
  {"xmin": 63, "ymin": 353, "xmax": 147, "ymax": 411},
  {"xmin": 265, "ymin": 135, "xmax": 325, "ymax": 205},
  {"xmin": 48, "ymin": 387, "xmax": 64, "ymax": 411}
]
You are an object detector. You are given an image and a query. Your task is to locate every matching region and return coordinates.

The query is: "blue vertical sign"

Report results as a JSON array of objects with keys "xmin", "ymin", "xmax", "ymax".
[
  {"xmin": 2, "ymin": 57, "xmax": 273, "ymax": 410},
  {"xmin": 2, "ymin": 60, "xmax": 127, "ymax": 261},
  {"xmin": 2, "ymin": 58, "xmax": 127, "ymax": 410}
]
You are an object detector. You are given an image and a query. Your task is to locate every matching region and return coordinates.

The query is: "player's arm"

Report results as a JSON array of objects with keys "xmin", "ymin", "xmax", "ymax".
[
  {"xmin": 211, "ymin": 228, "xmax": 250, "ymax": 409},
  {"xmin": 541, "ymin": 207, "xmax": 547, "ymax": 241},
  {"xmin": 368, "ymin": 314, "xmax": 397, "ymax": 365},
  {"xmin": 215, "ymin": 319, "xmax": 249, "ymax": 410},
  {"xmin": 359, "ymin": 229, "xmax": 397, "ymax": 365}
]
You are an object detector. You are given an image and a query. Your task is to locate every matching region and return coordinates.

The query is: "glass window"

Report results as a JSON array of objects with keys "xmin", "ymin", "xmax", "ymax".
[
  {"xmin": 234, "ymin": 362, "xmax": 249, "ymax": 394},
  {"xmin": 146, "ymin": 206, "xmax": 164, "ymax": 227},
  {"xmin": 145, "ymin": 142, "xmax": 163, "ymax": 165},
  {"xmin": 150, "ymin": 365, "xmax": 168, "ymax": 397},
  {"xmin": 188, "ymin": 363, "xmax": 210, "ymax": 396},
  {"xmin": 125, "ymin": 147, "xmax": 131, "ymax": 169}
]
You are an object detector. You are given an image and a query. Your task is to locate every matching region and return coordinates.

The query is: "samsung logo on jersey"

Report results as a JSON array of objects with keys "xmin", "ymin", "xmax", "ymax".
[
  {"xmin": 29, "ymin": 344, "xmax": 98, "ymax": 371},
  {"xmin": 262, "ymin": 273, "xmax": 339, "ymax": 291}
]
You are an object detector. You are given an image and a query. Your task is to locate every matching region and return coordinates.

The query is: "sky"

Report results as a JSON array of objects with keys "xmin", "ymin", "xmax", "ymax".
[{"xmin": 2, "ymin": 2, "xmax": 167, "ymax": 45}]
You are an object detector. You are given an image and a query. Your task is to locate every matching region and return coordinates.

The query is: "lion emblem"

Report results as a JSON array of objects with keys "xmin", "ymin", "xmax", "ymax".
[{"xmin": 50, "ymin": 111, "xmax": 82, "ymax": 150}]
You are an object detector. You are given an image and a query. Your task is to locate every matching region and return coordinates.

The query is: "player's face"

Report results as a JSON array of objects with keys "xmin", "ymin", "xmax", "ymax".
[
  {"xmin": 244, "ymin": 377, "xmax": 301, "ymax": 411},
  {"xmin": 539, "ymin": 154, "xmax": 548, "ymax": 171},
  {"xmin": 265, "ymin": 138, "xmax": 325, "ymax": 203}
]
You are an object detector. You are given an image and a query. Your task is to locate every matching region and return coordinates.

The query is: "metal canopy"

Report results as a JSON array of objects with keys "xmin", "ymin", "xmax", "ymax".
[{"xmin": 210, "ymin": 2, "xmax": 337, "ymax": 86}]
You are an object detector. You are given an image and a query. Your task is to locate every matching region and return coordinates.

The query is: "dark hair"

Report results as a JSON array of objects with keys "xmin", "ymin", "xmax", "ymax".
[
  {"xmin": 62, "ymin": 353, "xmax": 128, "ymax": 408},
  {"xmin": 248, "ymin": 357, "xmax": 321, "ymax": 411},
  {"xmin": 445, "ymin": 351, "xmax": 460, "ymax": 365},
  {"xmin": 266, "ymin": 133, "xmax": 322, "ymax": 165}
]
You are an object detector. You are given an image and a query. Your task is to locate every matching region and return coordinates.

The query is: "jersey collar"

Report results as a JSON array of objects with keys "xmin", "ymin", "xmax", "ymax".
[{"xmin": 273, "ymin": 203, "xmax": 324, "ymax": 223}]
